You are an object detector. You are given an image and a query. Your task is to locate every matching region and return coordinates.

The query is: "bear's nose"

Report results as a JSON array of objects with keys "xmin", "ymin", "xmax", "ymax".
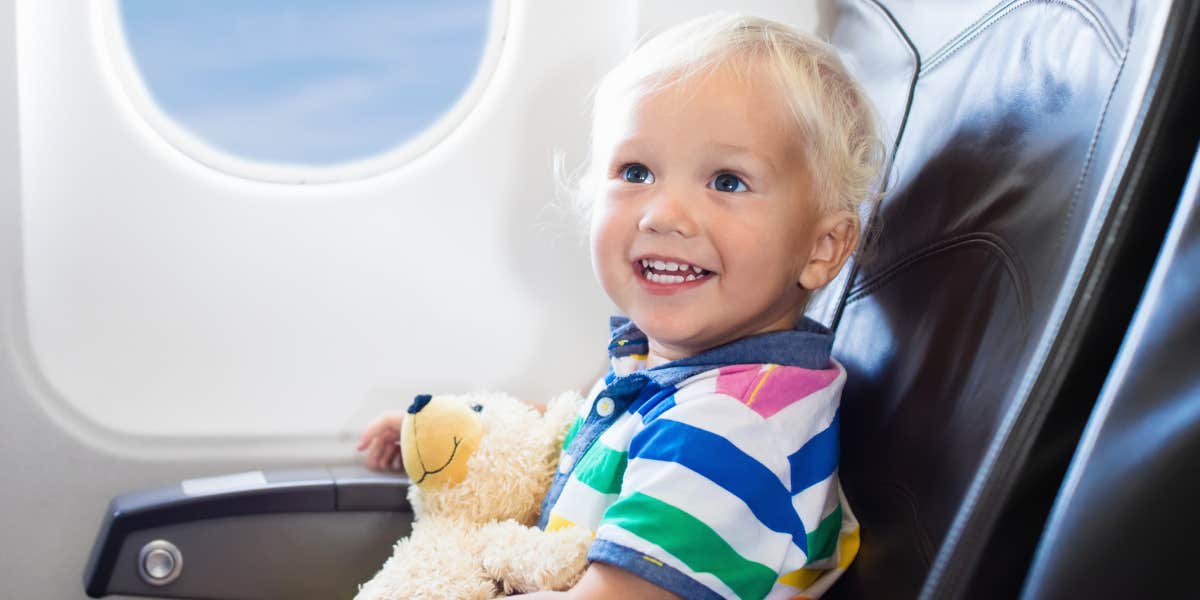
[{"xmin": 407, "ymin": 394, "xmax": 432, "ymax": 414}]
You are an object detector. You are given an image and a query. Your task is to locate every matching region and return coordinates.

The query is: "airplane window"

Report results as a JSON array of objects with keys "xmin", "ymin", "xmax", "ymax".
[{"xmin": 116, "ymin": 0, "xmax": 494, "ymax": 168}]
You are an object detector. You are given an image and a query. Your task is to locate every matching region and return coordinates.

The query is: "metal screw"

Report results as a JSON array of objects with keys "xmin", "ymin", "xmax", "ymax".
[{"xmin": 138, "ymin": 539, "xmax": 182, "ymax": 586}]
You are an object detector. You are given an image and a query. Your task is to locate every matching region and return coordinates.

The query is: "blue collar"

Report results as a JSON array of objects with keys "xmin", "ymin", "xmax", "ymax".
[{"xmin": 606, "ymin": 315, "xmax": 833, "ymax": 389}]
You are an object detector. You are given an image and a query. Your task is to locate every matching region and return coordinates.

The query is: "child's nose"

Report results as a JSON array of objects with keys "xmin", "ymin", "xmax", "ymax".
[{"xmin": 638, "ymin": 185, "xmax": 698, "ymax": 237}]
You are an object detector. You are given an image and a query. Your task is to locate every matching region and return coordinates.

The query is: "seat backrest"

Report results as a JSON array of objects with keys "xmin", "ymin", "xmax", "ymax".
[
  {"xmin": 814, "ymin": 1, "xmax": 1193, "ymax": 598},
  {"xmin": 1020, "ymin": 143, "xmax": 1200, "ymax": 598}
]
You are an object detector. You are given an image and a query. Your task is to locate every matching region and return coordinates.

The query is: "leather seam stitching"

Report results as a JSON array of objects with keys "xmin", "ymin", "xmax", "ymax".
[
  {"xmin": 845, "ymin": 232, "xmax": 1031, "ymax": 331},
  {"xmin": 921, "ymin": 0, "xmax": 1122, "ymax": 77},
  {"xmin": 1054, "ymin": 10, "xmax": 1133, "ymax": 265},
  {"xmin": 831, "ymin": 0, "xmax": 921, "ymax": 333}
]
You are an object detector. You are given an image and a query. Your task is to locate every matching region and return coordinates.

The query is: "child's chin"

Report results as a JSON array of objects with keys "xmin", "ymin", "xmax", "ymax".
[{"xmin": 634, "ymin": 313, "xmax": 695, "ymax": 336}]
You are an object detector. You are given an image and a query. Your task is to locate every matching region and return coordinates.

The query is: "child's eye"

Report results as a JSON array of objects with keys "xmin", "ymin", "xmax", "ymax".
[
  {"xmin": 710, "ymin": 172, "xmax": 749, "ymax": 193},
  {"xmin": 620, "ymin": 163, "xmax": 654, "ymax": 184}
]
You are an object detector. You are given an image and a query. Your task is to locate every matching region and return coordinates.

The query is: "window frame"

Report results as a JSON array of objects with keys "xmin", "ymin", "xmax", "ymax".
[{"xmin": 94, "ymin": 0, "xmax": 509, "ymax": 184}]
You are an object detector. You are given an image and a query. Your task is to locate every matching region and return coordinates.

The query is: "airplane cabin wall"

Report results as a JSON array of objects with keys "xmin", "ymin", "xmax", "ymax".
[{"xmin": 0, "ymin": 1, "xmax": 819, "ymax": 598}]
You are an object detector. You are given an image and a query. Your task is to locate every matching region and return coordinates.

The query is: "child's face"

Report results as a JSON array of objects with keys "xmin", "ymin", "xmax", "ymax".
[{"xmin": 590, "ymin": 63, "xmax": 848, "ymax": 363}]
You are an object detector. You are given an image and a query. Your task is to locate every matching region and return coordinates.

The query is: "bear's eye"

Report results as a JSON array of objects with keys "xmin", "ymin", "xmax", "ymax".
[{"xmin": 470, "ymin": 404, "xmax": 483, "ymax": 413}]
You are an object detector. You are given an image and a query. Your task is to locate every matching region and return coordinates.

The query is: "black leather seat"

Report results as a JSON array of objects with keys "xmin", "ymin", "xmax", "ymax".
[
  {"xmin": 814, "ymin": 1, "xmax": 1200, "ymax": 598},
  {"xmin": 1021, "ymin": 143, "xmax": 1200, "ymax": 599}
]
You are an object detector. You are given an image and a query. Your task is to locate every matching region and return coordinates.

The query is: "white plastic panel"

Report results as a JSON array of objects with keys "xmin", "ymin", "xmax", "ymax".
[{"xmin": 15, "ymin": 0, "xmax": 820, "ymax": 443}]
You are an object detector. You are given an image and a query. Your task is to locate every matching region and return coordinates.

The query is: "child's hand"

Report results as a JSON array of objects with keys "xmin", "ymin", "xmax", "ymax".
[{"xmin": 356, "ymin": 410, "xmax": 407, "ymax": 472}]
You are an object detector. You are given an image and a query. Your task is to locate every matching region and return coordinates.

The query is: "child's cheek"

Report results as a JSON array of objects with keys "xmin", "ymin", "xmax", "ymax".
[
  {"xmin": 588, "ymin": 209, "xmax": 633, "ymax": 306},
  {"xmin": 589, "ymin": 213, "xmax": 615, "ymax": 288}
]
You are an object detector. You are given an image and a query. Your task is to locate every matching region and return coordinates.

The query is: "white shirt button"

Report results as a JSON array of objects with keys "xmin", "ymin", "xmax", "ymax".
[
  {"xmin": 596, "ymin": 397, "xmax": 615, "ymax": 417},
  {"xmin": 558, "ymin": 453, "xmax": 575, "ymax": 473}
]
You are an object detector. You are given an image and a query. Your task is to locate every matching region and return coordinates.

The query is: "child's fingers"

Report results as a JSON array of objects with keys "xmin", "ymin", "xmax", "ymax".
[
  {"xmin": 369, "ymin": 438, "xmax": 401, "ymax": 470},
  {"xmin": 362, "ymin": 438, "xmax": 375, "ymax": 468},
  {"xmin": 382, "ymin": 445, "xmax": 401, "ymax": 472},
  {"xmin": 366, "ymin": 437, "xmax": 388, "ymax": 470},
  {"xmin": 358, "ymin": 411, "xmax": 408, "ymax": 470},
  {"xmin": 356, "ymin": 425, "xmax": 378, "ymax": 452},
  {"xmin": 357, "ymin": 420, "xmax": 387, "ymax": 451},
  {"xmin": 357, "ymin": 414, "xmax": 403, "ymax": 452}
]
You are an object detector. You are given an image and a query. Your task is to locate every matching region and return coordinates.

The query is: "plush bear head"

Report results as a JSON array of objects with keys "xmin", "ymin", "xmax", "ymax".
[{"xmin": 400, "ymin": 391, "xmax": 579, "ymax": 525}]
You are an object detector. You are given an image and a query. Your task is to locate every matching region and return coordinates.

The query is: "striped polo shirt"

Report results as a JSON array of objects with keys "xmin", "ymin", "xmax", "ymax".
[{"xmin": 537, "ymin": 316, "xmax": 859, "ymax": 600}]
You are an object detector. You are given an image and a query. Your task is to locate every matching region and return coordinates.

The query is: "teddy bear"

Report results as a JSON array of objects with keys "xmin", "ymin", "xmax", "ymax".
[{"xmin": 354, "ymin": 391, "xmax": 594, "ymax": 600}]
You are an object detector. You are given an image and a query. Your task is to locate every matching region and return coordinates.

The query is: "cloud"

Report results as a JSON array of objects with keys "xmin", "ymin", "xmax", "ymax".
[
  {"xmin": 122, "ymin": 0, "xmax": 489, "ymax": 68},
  {"xmin": 117, "ymin": 0, "xmax": 492, "ymax": 164},
  {"xmin": 178, "ymin": 73, "xmax": 435, "ymax": 164}
]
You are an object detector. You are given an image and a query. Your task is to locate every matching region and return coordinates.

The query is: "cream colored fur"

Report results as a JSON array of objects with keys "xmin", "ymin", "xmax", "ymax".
[{"xmin": 355, "ymin": 391, "xmax": 592, "ymax": 599}]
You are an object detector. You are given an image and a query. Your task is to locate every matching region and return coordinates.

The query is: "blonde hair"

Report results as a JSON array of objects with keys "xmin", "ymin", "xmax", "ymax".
[{"xmin": 577, "ymin": 12, "xmax": 885, "ymax": 217}]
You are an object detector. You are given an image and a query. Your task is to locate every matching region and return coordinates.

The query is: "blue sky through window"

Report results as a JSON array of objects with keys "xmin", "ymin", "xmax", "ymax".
[{"xmin": 119, "ymin": 0, "xmax": 492, "ymax": 165}]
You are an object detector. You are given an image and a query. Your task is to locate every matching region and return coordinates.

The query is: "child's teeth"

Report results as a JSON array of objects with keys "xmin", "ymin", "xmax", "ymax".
[{"xmin": 639, "ymin": 259, "xmax": 710, "ymax": 284}]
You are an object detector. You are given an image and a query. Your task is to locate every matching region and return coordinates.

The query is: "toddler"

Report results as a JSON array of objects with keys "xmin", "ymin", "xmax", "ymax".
[{"xmin": 359, "ymin": 12, "xmax": 884, "ymax": 600}]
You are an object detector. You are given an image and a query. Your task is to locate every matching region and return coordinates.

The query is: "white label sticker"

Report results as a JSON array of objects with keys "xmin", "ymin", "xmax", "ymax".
[{"xmin": 181, "ymin": 471, "xmax": 268, "ymax": 496}]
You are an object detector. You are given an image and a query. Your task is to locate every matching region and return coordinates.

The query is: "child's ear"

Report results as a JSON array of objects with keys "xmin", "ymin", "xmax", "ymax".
[{"xmin": 799, "ymin": 211, "xmax": 860, "ymax": 290}]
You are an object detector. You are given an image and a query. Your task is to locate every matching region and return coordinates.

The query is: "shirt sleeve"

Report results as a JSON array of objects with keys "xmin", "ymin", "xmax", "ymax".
[{"xmin": 587, "ymin": 390, "xmax": 837, "ymax": 600}]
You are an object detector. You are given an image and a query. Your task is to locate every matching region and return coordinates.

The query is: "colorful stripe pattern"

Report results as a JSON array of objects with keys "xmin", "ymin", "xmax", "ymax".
[{"xmin": 543, "ymin": 360, "xmax": 858, "ymax": 599}]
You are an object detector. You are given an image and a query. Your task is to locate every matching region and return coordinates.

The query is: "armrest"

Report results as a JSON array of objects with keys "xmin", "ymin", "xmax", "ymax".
[{"xmin": 84, "ymin": 466, "xmax": 411, "ymax": 599}]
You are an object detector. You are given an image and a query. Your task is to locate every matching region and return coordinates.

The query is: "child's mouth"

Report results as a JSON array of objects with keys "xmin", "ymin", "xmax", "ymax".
[{"xmin": 635, "ymin": 258, "xmax": 713, "ymax": 286}]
